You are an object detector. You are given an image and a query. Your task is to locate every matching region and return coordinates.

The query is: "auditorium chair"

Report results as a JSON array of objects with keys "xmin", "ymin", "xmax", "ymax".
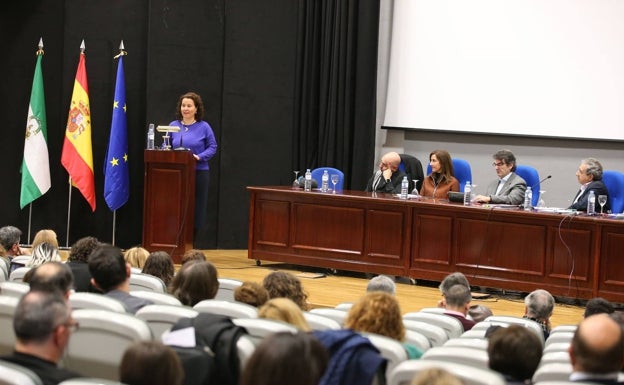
[
  {"xmin": 136, "ymin": 304, "xmax": 199, "ymax": 339},
  {"xmin": 538, "ymin": 351, "xmax": 571, "ymax": 367},
  {"xmin": 543, "ymin": 342, "xmax": 572, "ymax": 354},
  {"xmin": 59, "ymin": 379, "xmax": 127, "ymax": 385},
  {"xmin": 362, "ymin": 332, "xmax": 409, "ymax": 381},
  {"xmin": 128, "ymin": 273, "xmax": 166, "ymax": 293},
  {"xmin": 303, "ymin": 311, "xmax": 342, "ymax": 331},
  {"xmin": 388, "ymin": 359, "xmax": 506, "ymax": 385},
  {"xmin": 545, "ymin": 332, "xmax": 574, "ymax": 347},
  {"xmin": 532, "ymin": 363, "xmax": 573, "ymax": 383},
  {"xmin": 515, "ymin": 164, "xmax": 541, "ymax": 206},
  {"xmin": 402, "ymin": 319, "xmax": 448, "ymax": 347},
  {"xmin": 309, "ymin": 308, "xmax": 348, "ymax": 326},
  {"xmin": 193, "ymin": 299, "xmax": 258, "ymax": 319},
  {"xmin": 130, "ymin": 291, "xmax": 182, "ymax": 306},
  {"xmin": 0, "ymin": 296, "xmax": 18, "ymax": 355},
  {"xmin": 404, "ymin": 330, "xmax": 431, "ymax": 353},
  {"xmin": 0, "ymin": 260, "xmax": 8, "ymax": 282},
  {"xmin": 602, "ymin": 170, "xmax": 624, "ymax": 213},
  {"xmin": 232, "ymin": 318, "xmax": 297, "ymax": 345},
  {"xmin": 483, "ymin": 315, "xmax": 545, "ymax": 345},
  {"xmin": 69, "ymin": 292, "xmax": 126, "ymax": 313},
  {"xmin": 215, "ymin": 278, "xmax": 243, "ymax": 302},
  {"xmin": 0, "ymin": 360, "xmax": 42, "ymax": 385},
  {"xmin": 0, "ymin": 281, "xmax": 29, "ymax": 298},
  {"xmin": 421, "ymin": 346, "xmax": 489, "ymax": 369},
  {"xmin": 403, "ymin": 312, "xmax": 464, "ymax": 339},
  {"xmin": 9, "ymin": 267, "xmax": 31, "ymax": 282},
  {"xmin": 311, "ymin": 167, "xmax": 345, "ymax": 191},
  {"xmin": 442, "ymin": 337, "xmax": 488, "ymax": 351}
]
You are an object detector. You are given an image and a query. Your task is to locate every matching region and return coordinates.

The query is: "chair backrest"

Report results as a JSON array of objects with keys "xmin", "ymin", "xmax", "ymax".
[
  {"xmin": 515, "ymin": 164, "xmax": 541, "ymax": 206},
  {"xmin": 0, "ymin": 281, "xmax": 29, "ymax": 298},
  {"xmin": 460, "ymin": 328, "xmax": 488, "ymax": 339},
  {"xmin": 403, "ymin": 312, "xmax": 464, "ymax": 339},
  {"xmin": 404, "ymin": 330, "xmax": 431, "ymax": 353},
  {"xmin": 483, "ymin": 315, "xmax": 545, "ymax": 345},
  {"xmin": 388, "ymin": 359, "xmax": 506, "ymax": 385},
  {"xmin": 129, "ymin": 291, "xmax": 182, "ymax": 306},
  {"xmin": 545, "ymin": 332, "xmax": 574, "ymax": 347},
  {"xmin": 69, "ymin": 292, "xmax": 126, "ymax": 313},
  {"xmin": 193, "ymin": 299, "xmax": 258, "ymax": 319},
  {"xmin": 0, "ymin": 296, "xmax": 19, "ymax": 355},
  {"xmin": 602, "ymin": 170, "xmax": 624, "ymax": 213},
  {"xmin": 549, "ymin": 325, "xmax": 577, "ymax": 335},
  {"xmin": 303, "ymin": 311, "xmax": 342, "ymax": 331},
  {"xmin": 452, "ymin": 158, "xmax": 472, "ymax": 192},
  {"xmin": 309, "ymin": 308, "xmax": 347, "ymax": 326},
  {"xmin": 398, "ymin": 154, "xmax": 425, "ymax": 192},
  {"xmin": 539, "ymin": 351, "xmax": 571, "ymax": 367},
  {"xmin": 128, "ymin": 273, "xmax": 166, "ymax": 293},
  {"xmin": 422, "ymin": 346, "xmax": 490, "ymax": 369},
  {"xmin": 0, "ymin": 259, "xmax": 8, "ymax": 282},
  {"xmin": 418, "ymin": 307, "xmax": 447, "ymax": 315},
  {"xmin": 9, "ymin": 267, "xmax": 31, "ymax": 282},
  {"xmin": 443, "ymin": 337, "xmax": 489, "ymax": 351},
  {"xmin": 0, "ymin": 360, "xmax": 43, "ymax": 385},
  {"xmin": 232, "ymin": 318, "xmax": 297, "ymax": 344},
  {"xmin": 402, "ymin": 319, "xmax": 448, "ymax": 347},
  {"xmin": 58, "ymin": 379, "xmax": 127, "ymax": 385},
  {"xmin": 543, "ymin": 342, "xmax": 571, "ymax": 354},
  {"xmin": 64, "ymin": 309, "xmax": 153, "ymax": 380},
  {"xmin": 363, "ymin": 333, "xmax": 409, "ymax": 380},
  {"xmin": 311, "ymin": 167, "xmax": 345, "ymax": 191},
  {"xmin": 335, "ymin": 302, "xmax": 353, "ymax": 311},
  {"xmin": 136, "ymin": 304, "xmax": 199, "ymax": 339},
  {"xmin": 532, "ymin": 362, "xmax": 573, "ymax": 383},
  {"xmin": 215, "ymin": 278, "xmax": 243, "ymax": 302}
]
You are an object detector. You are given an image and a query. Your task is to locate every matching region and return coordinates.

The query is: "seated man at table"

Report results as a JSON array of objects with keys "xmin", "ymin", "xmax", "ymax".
[
  {"xmin": 568, "ymin": 158, "xmax": 610, "ymax": 212},
  {"xmin": 365, "ymin": 151, "xmax": 407, "ymax": 194},
  {"xmin": 474, "ymin": 149, "xmax": 527, "ymax": 205}
]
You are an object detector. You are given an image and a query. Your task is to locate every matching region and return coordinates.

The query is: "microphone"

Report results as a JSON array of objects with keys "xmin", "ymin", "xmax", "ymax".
[{"xmin": 530, "ymin": 175, "xmax": 552, "ymax": 191}]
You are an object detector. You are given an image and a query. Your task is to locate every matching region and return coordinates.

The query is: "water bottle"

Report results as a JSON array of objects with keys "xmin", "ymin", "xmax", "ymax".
[
  {"xmin": 321, "ymin": 170, "xmax": 329, "ymax": 192},
  {"xmin": 304, "ymin": 169, "xmax": 312, "ymax": 192},
  {"xmin": 587, "ymin": 190, "xmax": 596, "ymax": 215},
  {"xmin": 400, "ymin": 176, "xmax": 409, "ymax": 199},
  {"xmin": 524, "ymin": 186, "xmax": 533, "ymax": 211},
  {"xmin": 146, "ymin": 123, "xmax": 155, "ymax": 150},
  {"xmin": 463, "ymin": 181, "xmax": 472, "ymax": 206}
]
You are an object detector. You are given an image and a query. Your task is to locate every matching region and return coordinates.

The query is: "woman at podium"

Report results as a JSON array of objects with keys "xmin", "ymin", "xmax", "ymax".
[{"xmin": 169, "ymin": 92, "xmax": 218, "ymax": 235}]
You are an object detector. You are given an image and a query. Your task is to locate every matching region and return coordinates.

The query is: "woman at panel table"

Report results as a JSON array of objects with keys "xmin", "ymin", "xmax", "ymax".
[{"xmin": 420, "ymin": 149, "xmax": 459, "ymax": 199}]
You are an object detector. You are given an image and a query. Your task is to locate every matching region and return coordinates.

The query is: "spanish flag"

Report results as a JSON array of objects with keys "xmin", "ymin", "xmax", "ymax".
[{"xmin": 61, "ymin": 41, "xmax": 95, "ymax": 211}]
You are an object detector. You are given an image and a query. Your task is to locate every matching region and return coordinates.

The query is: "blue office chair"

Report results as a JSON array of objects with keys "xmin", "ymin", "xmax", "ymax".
[
  {"xmin": 602, "ymin": 170, "xmax": 624, "ymax": 213},
  {"xmin": 514, "ymin": 164, "xmax": 540, "ymax": 206},
  {"xmin": 311, "ymin": 167, "xmax": 344, "ymax": 191},
  {"xmin": 426, "ymin": 158, "xmax": 473, "ymax": 193}
]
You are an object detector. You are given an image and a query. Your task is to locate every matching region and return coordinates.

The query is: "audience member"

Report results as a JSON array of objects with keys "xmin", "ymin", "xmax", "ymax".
[
  {"xmin": 180, "ymin": 249, "xmax": 206, "ymax": 265},
  {"xmin": 569, "ymin": 313, "xmax": 624, "ymax": 383},
  {"xmin": 365, "ymin": 151, "xmax": 407, "ymax": 194},
  {"xmin": 258, "ymin": 298, "xmax": 311, "ymax": 331},
  {"xmin": 170, "ymin": 260, "xmax": 219, "ymax": 306},
  {"xmin": 120, "ymin": 341, "xmax": 183, "ymax": 385},
  {"xmin": 27, "ymin": 242, "xmax": 61, "ymax": 268},
  {"xmin": 420, "ymin": 150, "xmax": 460, "ymax": 199},
  {"xmin": 31, "ymin": 229, "xmax": 59, "ymax": 250},
  {"xmin": 88, "ymin": 244, "xmax": 153, "ymax": 314},
  {"xmin": 27, "ymin": 262, "xmax": 74, "ymax": 299},
  {"xmin": 234, "ymin": 281, "xmax": 269, "ymax": 307},
  {"xmin": 487, "ymin": 325, "xmax": 543, "ymax": 385},
  {"xmin": 411, "ymin": 367, "xmax": 464, "ymax": 385},
  {"xmin": 0, "ymin": 290, "xmax": 81, "ymax": 385},
  {"xmin": 569, "ymin": 158, "xmax": 610, "ymax": 212},
  {"xmin": 142, "ymin": 251, "xmax": 175, "ymax": 287},
  {"xmin": 474, "ymin": 149, "xmax": 527, "ymax": 205},
  {"xmin": 585, "ymin": 297, "xmax": 615, "ymax": 318},
  {"xmin": 240, "ymin": 331, "xmax": 328, "ymax": 385},
  {"xmin": 263, "ymin": 271, "xmax": 309, "ymax": 311},
  {"xmin": 124, "ymin": 246, "xmax": 149, "ymax": 269},
  {"xmin": 66, "ymin": 236, "xmax": 99, "ymax": 292},
  {"xmin": 468, "ymin": 304, "xmax": 493, "ymax": 323},
  {"xmin": 523, "ymin": 289, "xmax": 555, "ymax": 340},
  {"xmin": 438, "ymin": 272, "xmax": 470, "ymax": 308},
  {"xmin": 0, "ymin": 225, "xmax": 23, "ymax": 260},
  {"xmin": 345, "ymin": 291, "xmax": 423, "ymax": 359},
  {"xmin": 366, "ymin": 275, "xmax": 396, "ymax": 295},
  {"xmin": 442, "ymin": 284, "xmax": 476, "ymax": 331}
]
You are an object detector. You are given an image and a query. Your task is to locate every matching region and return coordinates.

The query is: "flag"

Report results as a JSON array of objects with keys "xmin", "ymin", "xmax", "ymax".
[
  {"xmin": 104, "ymin": 54, "xmax": 129, "ymax": 211},
  {"xmin": 61, "ymin": 45, "xmax": 96, "ymax": 211},
  {"xmin": 20, "ymin": 44, "xmax": 51, "ymax": 209}
]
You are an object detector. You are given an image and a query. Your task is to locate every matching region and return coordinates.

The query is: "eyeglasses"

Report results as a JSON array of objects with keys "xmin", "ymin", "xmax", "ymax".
[{"xmin": 492, "ymin": 162, "xmax": 506, "ymax": 167}]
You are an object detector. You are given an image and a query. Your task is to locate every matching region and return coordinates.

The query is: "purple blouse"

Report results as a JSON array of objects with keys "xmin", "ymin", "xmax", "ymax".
[{"xmin": 169, "ymin": 120, "xmax": 218, "ymax": 171}]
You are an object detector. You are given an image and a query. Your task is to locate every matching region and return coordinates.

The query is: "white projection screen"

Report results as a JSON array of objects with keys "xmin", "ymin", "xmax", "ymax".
[{"xmin": 383, "ymin": 0, "xmax": 624, "ymax": 141}]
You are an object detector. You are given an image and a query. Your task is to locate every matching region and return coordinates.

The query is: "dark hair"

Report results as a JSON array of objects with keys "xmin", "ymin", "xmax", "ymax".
[
  {"xmin": 14, "ymin": 290, "xmax": 69, "ymax": 343},
  {"xmin": 585, "ymin": 297, "xmax": 615, "ymax": 318},
  {"xmin": 234, "ymin": 281, "xmax": 269, "ymax": 307},
  {"xmin": 120, "ymin": 341, "xmax": 183, "ymax": 385},
  {"xmin": 88, "ymin": 244, "xmax": 128, "ymax": 292},
  {"xmin": 68, "ymin": 236, "xmax": 100, "ymax": 263},
  {"xmin": 142, "ymin": 251, "xmax": 175, "ymax": 287},
  {"xmin": 175, "ymin": 92, "xmax": 204, "ymax": 121},
  {"xmin": 181, "ymin": 249, "xmax": 206, "ymax": 265},
  {"xmin": 493, "ymin": 149, "xmax": 517, "ymax": 172},
  {"xmin": 263, "ymin": 271, "xmax": 309, "ymax": 311},
  {"xmin": 429, "ymin": 150, "xmax": 455, "ymax": 183},
  {"xmin": 488, "ymin": 325, "xmax": 542, "ymax": 381},
  {"xmin": 28, "ymin": 262, "xmax": 74, "ymax": 294},
  {"xmin": 240, "ymin": 332, "xmax": 328, "ymax": 385},
  {"xmin": 170, "ymin": 260, "xmax": 219, "ymax": 306}
]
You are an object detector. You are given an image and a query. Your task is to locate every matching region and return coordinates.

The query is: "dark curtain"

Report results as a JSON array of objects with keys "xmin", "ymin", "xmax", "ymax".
[{"xmin": 293, "ymin": 0, "xmax": 379, "ymax": 189}]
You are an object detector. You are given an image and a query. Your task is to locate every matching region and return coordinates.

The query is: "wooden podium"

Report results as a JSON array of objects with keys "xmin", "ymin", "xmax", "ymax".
[{"xmin": 143, "ymin": 150, "xmax": 195, "ymax": 262}]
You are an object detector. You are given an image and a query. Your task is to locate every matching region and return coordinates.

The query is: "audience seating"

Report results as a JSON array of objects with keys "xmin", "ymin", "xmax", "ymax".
[
  {"xmin": 334, "ymin": 302, "xmax": 353, "ymax": 311},
  {"xmin": 404, "ymin": 330, "xmax": 431, "ymax": 353},
  {"xmin": 303, "ymin": 311, "xmax": 341, "ymax": 330},
  {"xmin": 362, "ymin": 332, "xmax": 409, "ymax": 380},
  {"xmin": 0, "ymin": 296, "xmax": 19, "ymax": 355},
  {"xmin": 0, "ymin": 360, "xmax": 43, "ymax": 385},
  {"xmin": 515, "ymin": 164, "xmax": 541, "ymax": 206},
  {"xmin": 459, "ymin": 328, "xmax": 488, "ymax": 339},
  {"xmin": 543, "ymin": 342, "xmax": 572, "ymax": 354},
  {"xmin": 64, "ymin": 309, "xmax": 153, "ymax": 380},
  {"xmin": 69, "ymin": 292, "xmax": 126, "ymax": 313},
  {"xmin": 193, "ymin": 299, "xmax": 257, "ymax": 319},
  {"xmin": 59, "ymin": 379, "xmax": 127, "ymax": 385},
  {"xmin": 602, "ymin": 170, "xmax": 624, "ymax": 213},
  {"xmin": 236, "ymin": 335, "xmax": 256, "ymax": 369},
  {"xmin": 0, "ymin": 260, "xmax": 8, "ymax": 282},
  {"xmin": 309, "ymin": 308, "xmax": 347, "ymax": 326},
  {"xmin": 215, "ymin": 278, "xmax": 243, "ymax": 302},
  {"xmin": 532, "ymin": 363, "xmax": 573, "ymax": 383},
  {"xmin": 418, "ymin": 307, "xmax": 446, "ymax": 314},
  {"xmin": 388, "ymin": 359, "xmax": 505, "ymax": 385},
  {"xmin": 483, "ymin": 316, "xmax": 545, "ymax": 345},
  {"xmin": 0, "ymin": 281, "xmax": 29, "ymax": 298},
  {"xmin": 539, "ymin": 351, "xmax": 571, "ymax": 367},
  {"xmin": 443, "ymin": 337, "xmax": 488, "ymax": 351},
  {"xmin": 403, "ymin": 311, "xmax": 464, "ymax": 339},
  {"xmin": 549, "ymin": 325, "xmax": 577, "ymax": 335},
  {"xmin": 402, "ymin": 319, "xmax": 448, "ymax": 347},
  {"xmin": 545, "ymin": 332, "xmax": 574, "ymax": 347},
  {"xmin": 136, "ymin": 305, "xmax": 199, "ymax": 339},
  {"xmin": 232, "ymin": 318, "xmax": 297, "ymax": 345},
  {"xmin": 128, "ymin": 273, "xmax": 166, "ymax": 293},
  {"xmin": 421, "ymin": 346, "xmax": 489, "ymax": 369},
  {"xmin": 532, "ymin": 382, "xmax": 596, "ymax": 385},
  {"xmin": 311, "ymin": 167, "xmax": 345, "ymax": 191},
  {"xmin": 9, "ymin": 267, "xmax": 31, "ymax": 283},
  {"xmin": 129, "ymin": 291, "xmax": 182, "ymax": 306}
]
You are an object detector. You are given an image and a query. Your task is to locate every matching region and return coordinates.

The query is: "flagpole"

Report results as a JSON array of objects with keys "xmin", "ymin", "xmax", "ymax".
[
  {"xmin": 66, "ymin": 176, "xmax": 72, "ymax": 248},
  {"xmin": 27, "ymin": 204, "xmax": 33, "ymax": 244},
  {"xmin": 112, "ymin": 210, "xmax": 117, "ymax": 245}
]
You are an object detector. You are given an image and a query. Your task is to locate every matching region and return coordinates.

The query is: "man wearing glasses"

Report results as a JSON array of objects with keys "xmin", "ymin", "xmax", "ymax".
[
  {"xmin": 365, "ymin": 151, "xmax": 407, "ymax": 194},
  {"xmin": 474, "ymin": 149, "xmax": 527, "ymax": 205}
]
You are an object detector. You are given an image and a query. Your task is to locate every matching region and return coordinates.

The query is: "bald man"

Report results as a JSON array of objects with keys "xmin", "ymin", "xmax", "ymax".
[
  {"xmin": 568, "ymin": 313, "xmax": 624, "ymax": 384},
  {"xmin": 365, "ymin": 152, "xmax": 407, "ymax": 194}
]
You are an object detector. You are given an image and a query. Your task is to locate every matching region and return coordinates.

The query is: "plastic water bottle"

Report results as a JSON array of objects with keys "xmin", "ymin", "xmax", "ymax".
[
  {"xmin": 524, "ymin": 186, "xmax": 533, "ymax": 211},
  {"xmin": 146, "ymin": 123, "xmax": 155, "ymax": 150},
  {"xmin": 400, "ymin": 176, "xmax": 409, "ymax": 199},
  {"xmin": 321, "ymin": 170, "xmax": 329, "ymax": 192},
  {"xmin": 304, "ymin": 169, "xmax": 312, "ymax": 192},
  {"xmin": 587, "ymin": 190, "xmax": 596, "ymax": 215},
  {"xmin": 463, "ymin": 181, "xmax": 471, "ymax": 206}
]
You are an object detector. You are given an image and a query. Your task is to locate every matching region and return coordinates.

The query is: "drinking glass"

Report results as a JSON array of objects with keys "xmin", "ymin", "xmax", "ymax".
[
  {"xmin": 537, "ymin": 190, "xmax": 546, "ymax": 208},
  {"xmin": 292, "ymin": 170, "xmax": 300, "ymax": 188},
  {"xmin": 331, "ymin": 174, "xmax": 339, "ymax": 193},
  {"xmin": 598, "ymin": 194, "xmax": 608, "ymax": 214},
  {"xmin": 411, "ymin": 180, "xmax": 420, "ymax": 197}
]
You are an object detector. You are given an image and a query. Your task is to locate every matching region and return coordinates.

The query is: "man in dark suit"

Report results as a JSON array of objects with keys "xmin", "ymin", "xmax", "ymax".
[
  {"xmin": 474, "ymin": 149, "xmax": 527, "ymax": 205},
  {"xmin": 365, "ymin": 151, "xmax": 407, "ymax": 194},
  {"xmin": 569, "ymin": 158, "xmax": 610, "ymax": 212},
  {"xmin": 568, "ymin": 313, "xmax": 624, "ymax": 384}
]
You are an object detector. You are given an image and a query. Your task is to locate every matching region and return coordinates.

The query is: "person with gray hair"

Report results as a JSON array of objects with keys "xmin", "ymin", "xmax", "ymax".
[
  {"xmin": 0, "ymin": 225, "xmax": 23, "ymax": 260},
  {"xmin": 437, "ymin": 272, "xmax": 470, "ymax": 308},
  {"xmin": 26, "ymin": 262, "xmax": 75, "ymax": 299},
  {"xmin": 474, "ymin": 149, "xmax": 527, "ymax": 205},
  {"xmin": 569, "ymin": 158, "xmax": 610, "ymax": 212},
  {"xmin": 0, "ymin": 290, "xmax": 81, "ymax": 384},
  {"xmin": 442, "ymin": 284, "xmax": 476, "ymax": 331},
  {"xmin": 365, "ymin": 151, "xmax": 407, "ymax": 194},
  {"xmin": 366, "ymin": 275, "xmax": 396, "ymax": 295},
  {"xmin": 523, "ymin": 289, "xmax": 555, "ymax": 340}
]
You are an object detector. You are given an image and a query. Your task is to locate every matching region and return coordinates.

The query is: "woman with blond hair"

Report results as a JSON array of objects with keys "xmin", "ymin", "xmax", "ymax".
[
  {"xmin": 124, "ymin": 246, "xmax": 149, "ymax": 269},
  {"xmin": 258, "ymin": 298, "xmax": 311, "ymax": 331}
]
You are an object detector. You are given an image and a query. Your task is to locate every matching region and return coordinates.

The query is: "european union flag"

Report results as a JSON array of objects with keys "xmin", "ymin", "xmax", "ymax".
[{"xmin": 104, "ymin": 54, "xmax": 129, "ymax": 211}]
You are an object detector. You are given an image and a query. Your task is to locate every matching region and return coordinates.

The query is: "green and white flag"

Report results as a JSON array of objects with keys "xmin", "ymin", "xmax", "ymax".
[{"xmin": 20, "ymin": 40, "xmax": 51, "ymax": 209}]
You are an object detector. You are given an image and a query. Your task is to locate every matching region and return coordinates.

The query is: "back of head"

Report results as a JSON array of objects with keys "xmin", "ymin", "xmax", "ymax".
[
  {"xmin": 524, "ymin": 289, "xmax": 555, "ymax": 320},
  {"xmin": 142, "ymin": 251, "xmax": 175, "ymax": 286},
  {"xmin": 345, "ymin": 291, "xmax": 405, "ymax": 341},
  {"xmin": 468, "ymin": 304, "xmax": 493, "ymax": 323},
  {"xmin": 68, "ymin": 236, "xmax": 100, "ymax": 263},
  {"xmin": 240, "ymin": 332, "xmax": 328, "ymax": 385},
  {"xmin": 487, "ymin": 325, "xmax": 543, "ymax": 382},
  {"xmin": 258, "ymin": 298, "xmax": 311, "ymax": 331},
  {"xmin": 180, "ymin": 249, "xmax": 206, "ymax": 265},
  {"xmin": 444, "ymin": 284, "xmax": 471, "ymax": 309},
  {"xmin": 27, "ymin": 262, "xmax": 74, "ymax": 295},
  {"xmin": 88, "ymin": 244, "xmax": 128, "ymax": 292},
  {"xmin": 263, "ymin": 271, "xmax": 309, "ymax": 311},
  {"xmin": 14, "ymin": 290, "xmax": 69, "ymax": 344},
  {"xmin": 0, "ymin": 225, "xmax": 21, "ymax": 252},
  {"xmin": 366, "ymin": 275, "xmax": 396, "ymax": 295},
  {"xmin": 234, "ymin": 281, "xmax": 269, "ymax": 307},
  {"xmin": 31, "ymin": 229, "xmax": 59, "ymax": 250},
  {"xmin": 439, "ymin": 272, "xmax": 470, "ymax": 296},
  {"xmin": 571, "ymin": 313, "xmax": 624, "ymax": 374},
  {"xmin": 120, "ymin": 341, "xmax": 183, "ymax": 385},
  {"xmin": 170, "ymin": 260, "xmax": 219, "ymax": 306},
  {"xmin": 124, "ymin": 246, "xmax": 150, "ymax": 269},
  {"xmin": 27, "ymin": 242, "xmax": 61, "ymax": 268},
  {"xmin": 411, "ymin": 367, "xmax": 464, "ymax": 385},
  {"xmin": 584, "ymin": 297, "xmax": 614, "ymax": 318}
]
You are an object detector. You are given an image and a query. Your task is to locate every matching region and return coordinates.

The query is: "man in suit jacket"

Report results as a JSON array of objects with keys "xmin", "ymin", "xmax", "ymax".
[
  {"xmin": 365, "ymin": 151, "xmax": 407, "ymax": 194},
  {"xmin": 568, "ymin": 158, "xmax": 610, "ymax": 212},
  {"xmin": 474, "ymin": 149, "xmax": 527, "ymax": 205}
]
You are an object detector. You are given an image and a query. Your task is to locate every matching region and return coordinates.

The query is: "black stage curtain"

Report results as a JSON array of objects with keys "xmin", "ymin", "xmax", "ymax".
[{"xmin": 293, "ymin": 0, "xmax": 379, "ymax": 189}]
